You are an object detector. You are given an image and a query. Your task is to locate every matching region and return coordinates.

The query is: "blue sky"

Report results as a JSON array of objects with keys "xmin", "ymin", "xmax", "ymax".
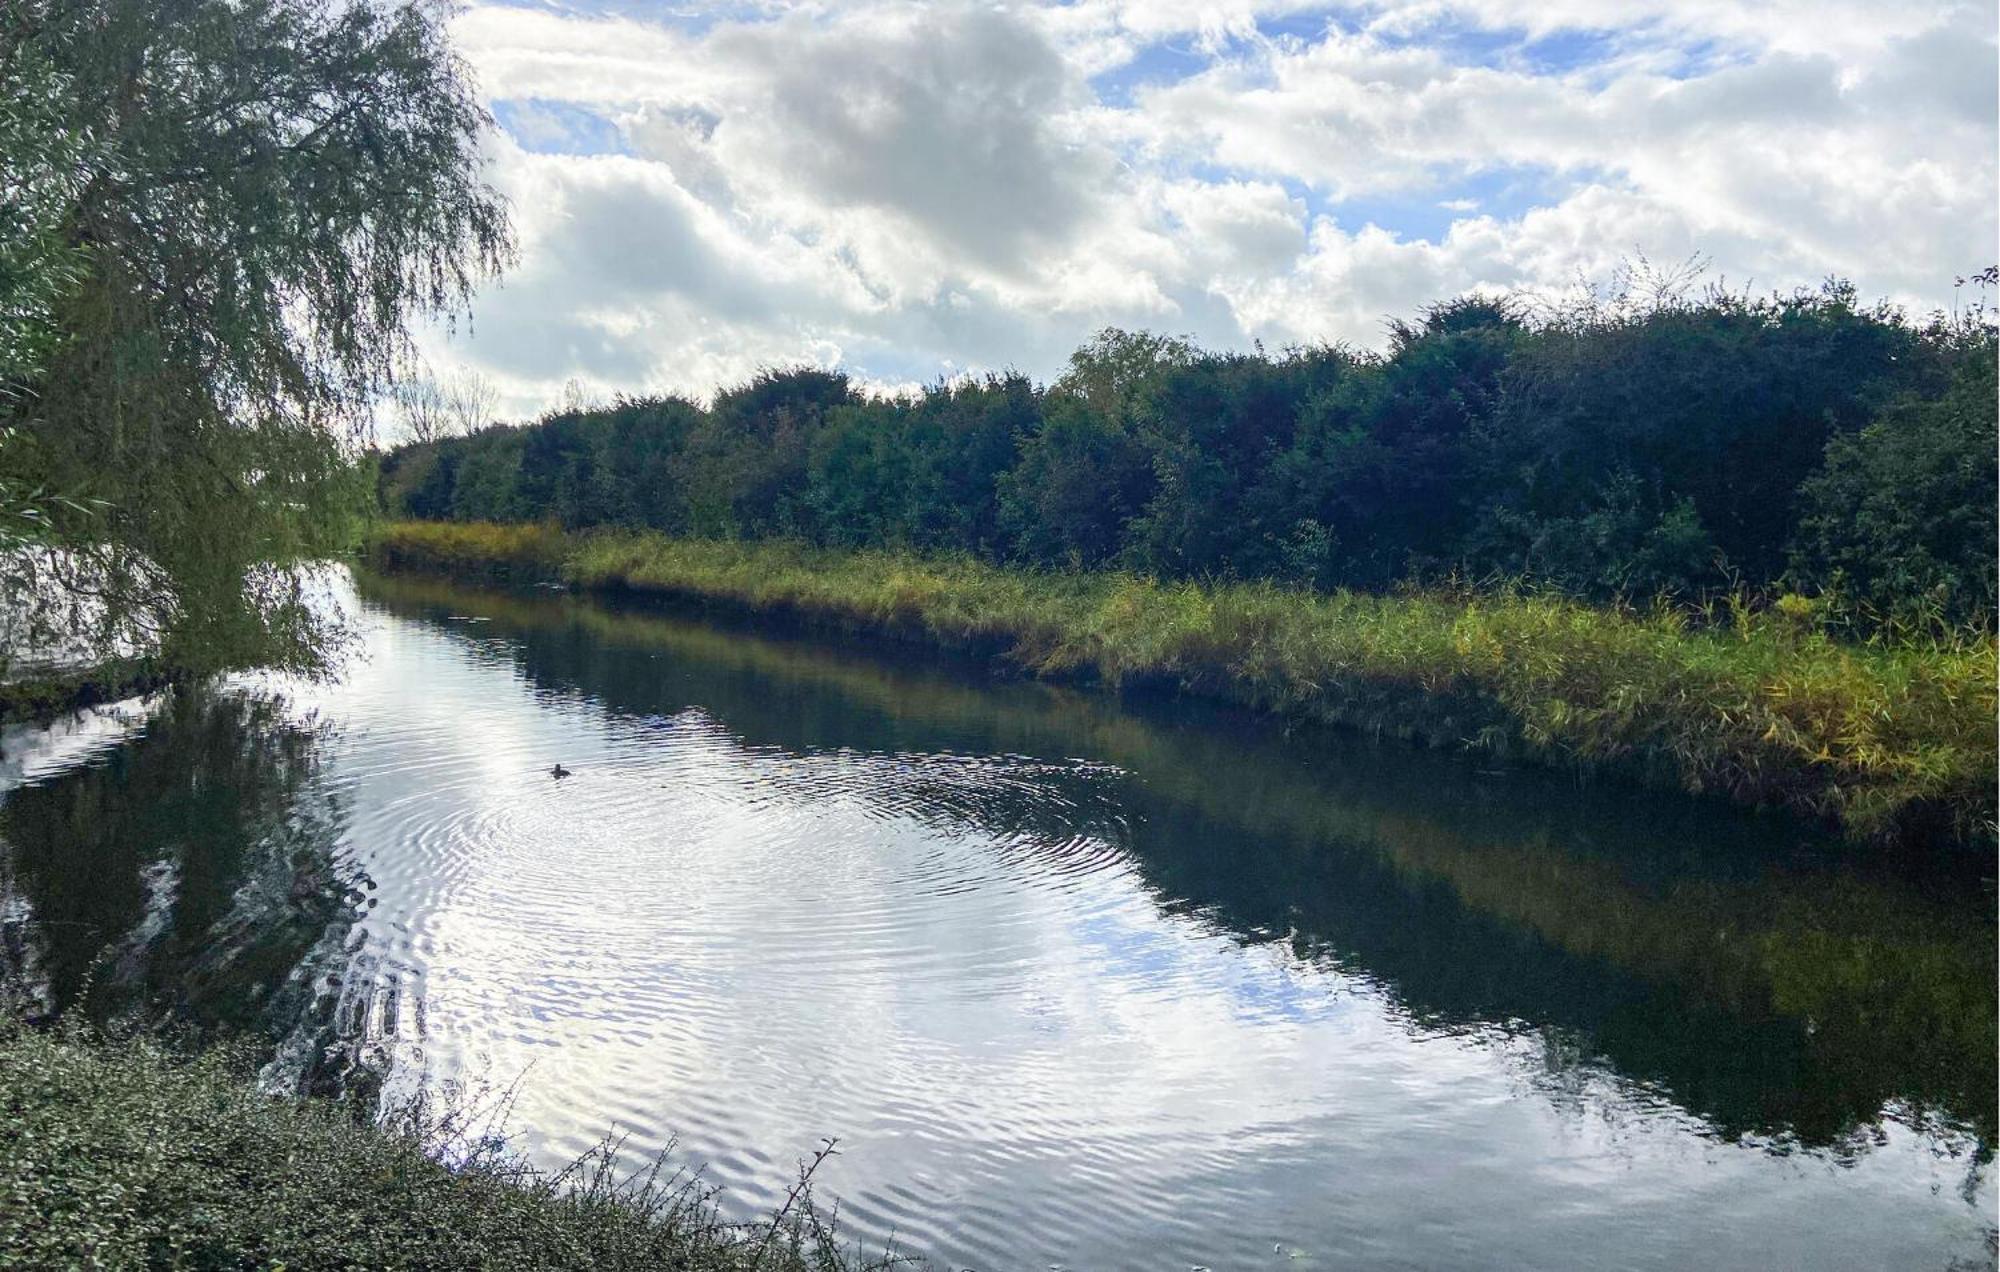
[{"xmin": 411, "ymin": 0, "xmax": 1998, "ymax": 415}]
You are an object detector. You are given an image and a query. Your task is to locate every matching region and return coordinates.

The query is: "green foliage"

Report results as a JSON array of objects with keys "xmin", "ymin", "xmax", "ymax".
[
  {"xmin": 1790, "ymin": 333, "xmax": 1999, "ymax": 624},
  {"xmin": 0, "ymin": 12, "xmax": 97, "ymax": 556},
  {"xmin": 806, "ymin": 375, "xmax": 1030, "ymax": 552},
  {"xmin": 1123, "ymin": 346, "xmax": 1350, "ymax": 577},
  {"xmin": 0, "ymin": 12, "xmax": 91, "ymax": 388},
  {"xmin": 370, "ymin": 522, "xmax": 1999, "ymax": 850},
  {"xmin": 1049, "ymin": 326, "xmax": 1198, "ymax": 417},
  {"xmin": 694, "ymin": 370, "xmax": 856, "ymax": 537},
  {"xmin": 1254, "ymin": 300, "xmax": 1520, "ymax": 587},
  {"xmin": 1469, "ymin": 279, "xmax": 1936, "ymax": 592},
  {"xmin": 1, "ymin": 0, "xmax": 512, "ymax": 680},
  {"xmin": 997, "ymin": 394, "xmax": 1154, "ymax": 566},
  {"xmin": 380, "ymin": 280, "xmax": 1994, "ymax": 630},
  {"xmin": 0, "ymin": 1024, "xmax": 895, "ymax": 1270}
]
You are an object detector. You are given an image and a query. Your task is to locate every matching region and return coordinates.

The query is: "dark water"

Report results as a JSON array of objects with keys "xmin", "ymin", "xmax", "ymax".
[{"xmin": 2, "ymin": 570, "xmax": 1993, "ymax": 1270}]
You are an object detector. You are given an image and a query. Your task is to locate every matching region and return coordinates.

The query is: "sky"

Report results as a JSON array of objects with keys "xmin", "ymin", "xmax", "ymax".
[{"xmin": 416, "ymin": 0, "xmax": 1999, "ymax": 415}]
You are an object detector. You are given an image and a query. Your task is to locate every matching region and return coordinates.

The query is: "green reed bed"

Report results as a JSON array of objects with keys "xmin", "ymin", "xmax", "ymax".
[
  {"xmin": 367, "ymin": 521, "xmax": 1998, "ymax": 849},
  {"xmin": 0, "ymin": 1024, "xmax": 891, "ymax": 1271}
]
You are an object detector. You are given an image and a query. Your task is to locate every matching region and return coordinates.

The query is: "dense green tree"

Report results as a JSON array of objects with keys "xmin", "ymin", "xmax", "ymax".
[
  {"xmin": 1467, "ymin": 283, "xmax": 1927, "ymax": 594},
  {"xmin": 1049, "ymin": 328, "xmax": 1197, "ymax": 419},
  {"xmin": 517, "ymin": 412, "xmax": 612, "ymax": 529},
  {"xmin": 1125, "ymin": 347, "xmax": 1349, "ymax": 578},
  {"xmin": 2, "ymin": 0, "xmax": 510, "ymax": 678},
  {"xmin": 398, "ymin": 444, "xmax": 460, "ymax": 524},
  {"xmin": 912, "ymin": 373, "xmax": 1035, "ymax": 553},
  {"xmin": 381, "ymin": 281, "xmax": 1994, "ymax": 630},
  {"xmin": 805, "ymin": 374, "xmax": 1031, "ymax": 551},
  {"xmin": 1790, "ymin": 333, "xmax": 1998, "ymax": 622},
  {"xmin": 806, "ymin": 400, "xmax": 923, "ymax": 548},
  {"xmin": 448, "ymin": 426, "xmax": 532, "ymax": 524},
  {"xmin": 596, "ymin": 397, "xmax": 703, "ymax": 531},
  {"xmin": 0, "ymin": 7, "xmax": 98, "ymax": 552},
  {"xmin": 994, "ymin": 330, "xmax": 1194, "ymax": 567},
  {"xmin": 1253, "ymin": 300, "xmax": 1522, "ymax": 589},
  {"xmin": 0, "ymin": 8, "xmax": 90, "ymax": 389},
  {"xmin": 680, "ymin": 369, "xmax": 853, "ymax": 537},
  {"xmin": 998, "ymin": 396, "xmax": 1154, "ymax": 567}
]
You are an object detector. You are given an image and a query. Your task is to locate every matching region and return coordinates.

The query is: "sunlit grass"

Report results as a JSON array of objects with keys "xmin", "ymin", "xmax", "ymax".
[{"xmin": 368, "ymin": 521, "xmax": 1998, "ymax": 848}]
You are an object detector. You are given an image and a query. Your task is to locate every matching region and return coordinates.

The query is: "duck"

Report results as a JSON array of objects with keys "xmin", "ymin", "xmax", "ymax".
[{"xmin": 549, "ymin": 763, "xmax": 571, "ymax": 780}]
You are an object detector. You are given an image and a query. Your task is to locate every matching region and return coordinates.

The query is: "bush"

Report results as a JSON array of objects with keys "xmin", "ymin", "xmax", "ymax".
[
  {"xmin": 1790, "ymin": 340, "xmax": 1999, "ymax": 626},
  {"xmin": 0, "ymin": 1024, "xmax": 896, "ymax": 1271}
]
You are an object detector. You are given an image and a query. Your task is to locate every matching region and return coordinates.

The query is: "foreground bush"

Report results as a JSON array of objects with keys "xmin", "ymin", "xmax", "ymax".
[
  {"xmin": 368, "ymin": 522, "xmax": 1997, "ymax": 851},
  {"xmin": 0, "ymin": 1025, "xmax": 892, "ymax": 1270}
]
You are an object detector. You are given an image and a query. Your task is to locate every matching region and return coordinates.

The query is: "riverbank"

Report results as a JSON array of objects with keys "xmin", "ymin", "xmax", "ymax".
[
  {"xmin": 0, "ymin": 1025, "xmax": 885, "ymax": 1270},
  {"xmin": 366, "ymin": 521, "xmax": 1996, "ymax": 851},
  {"xmin": 0, "ymin": 661, "xmax": 174, "ymax": 724}
]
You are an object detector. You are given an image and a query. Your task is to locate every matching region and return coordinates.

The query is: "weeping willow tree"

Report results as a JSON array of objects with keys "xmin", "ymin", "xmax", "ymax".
[{"xmin": 0, "ymin": 0, "xmax": 511, "ymax": 682}]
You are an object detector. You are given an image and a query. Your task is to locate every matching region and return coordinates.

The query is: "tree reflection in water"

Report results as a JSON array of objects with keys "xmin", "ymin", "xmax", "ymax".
[{"xmin": 0, "ymin": 688, "xmax": 372, "ymax": 1099}]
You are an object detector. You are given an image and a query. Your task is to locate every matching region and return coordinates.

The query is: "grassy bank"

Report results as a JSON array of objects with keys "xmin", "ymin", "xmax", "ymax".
[
  {"xmin": 0, "ymin": 1025, "xmax": 889, "ymax": 1270},
  {"xmin": 366, "ymin": 521, "xmax": 1997, "ymax": 850}
]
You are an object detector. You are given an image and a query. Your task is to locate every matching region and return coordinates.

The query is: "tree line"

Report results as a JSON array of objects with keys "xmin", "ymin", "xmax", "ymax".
[{"xmin": 383, "ymin": 279, "xmax": 1997, "ymax": 628}]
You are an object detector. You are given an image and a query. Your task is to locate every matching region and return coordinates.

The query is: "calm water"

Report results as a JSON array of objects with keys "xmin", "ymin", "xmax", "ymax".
[{"xmin": 2, "ymin": 570, "xmax": 1993, "ymax": 1270}]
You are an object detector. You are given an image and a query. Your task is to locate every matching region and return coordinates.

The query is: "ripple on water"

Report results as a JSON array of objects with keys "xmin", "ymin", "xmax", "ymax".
[
  {"xmin": 162, "ymin": 598, "xmax": 1994, "ymax": 1272},
  {"xmin": 324, "ymin": 669, "xmax": 1230, "ymax": 1253}
]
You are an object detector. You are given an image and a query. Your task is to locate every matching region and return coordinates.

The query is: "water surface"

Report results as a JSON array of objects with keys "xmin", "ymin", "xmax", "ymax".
[{"xmin": 2, "ymin": 571, "xmax": 1992, "ymax": 1270}]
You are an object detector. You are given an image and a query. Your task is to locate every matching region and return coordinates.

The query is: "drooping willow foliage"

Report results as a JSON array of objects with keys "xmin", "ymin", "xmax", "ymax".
[{"xmin": 0, "ymin": 0, "xmax": 512, "ymax": 679}]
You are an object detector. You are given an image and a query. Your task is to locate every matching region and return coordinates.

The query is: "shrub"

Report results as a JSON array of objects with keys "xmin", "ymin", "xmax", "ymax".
[{"xmin": 0, "ymin": 1024, "xmax": 896, "ymax": 1271}]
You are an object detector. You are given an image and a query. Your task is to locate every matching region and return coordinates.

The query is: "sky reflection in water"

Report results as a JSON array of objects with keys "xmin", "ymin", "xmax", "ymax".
[{"xmin": 1, "ymin": 570, "xmax": 1992, "ymax": 1270}]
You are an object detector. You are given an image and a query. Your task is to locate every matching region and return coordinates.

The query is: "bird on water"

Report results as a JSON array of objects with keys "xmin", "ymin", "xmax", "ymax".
[{"xmin": 549, "ymin": 763, "xmax": 571, "ymax": 780}]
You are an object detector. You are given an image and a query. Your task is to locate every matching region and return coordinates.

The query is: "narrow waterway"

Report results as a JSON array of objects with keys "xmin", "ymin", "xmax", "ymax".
[{"xmin": 1, "ymin": 570, "xmax": 1991, "ymax": 1270}]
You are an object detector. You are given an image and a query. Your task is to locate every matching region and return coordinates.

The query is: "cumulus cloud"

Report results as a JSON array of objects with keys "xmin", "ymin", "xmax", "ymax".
[{"xmin": 414, "ymin": 0, "xmax": 1997, "ymax": 415}]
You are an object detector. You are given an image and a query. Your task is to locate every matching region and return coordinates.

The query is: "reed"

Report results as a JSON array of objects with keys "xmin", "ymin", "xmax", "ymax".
[{"xmin": 366, "ymin": 521, "xmax": 1999, "ymax": 850}]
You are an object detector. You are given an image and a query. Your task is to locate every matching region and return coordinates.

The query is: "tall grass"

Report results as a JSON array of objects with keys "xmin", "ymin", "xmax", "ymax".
[{"xmin": 366, "ymin": 521, "xmax": 1998, "ymax": 849}]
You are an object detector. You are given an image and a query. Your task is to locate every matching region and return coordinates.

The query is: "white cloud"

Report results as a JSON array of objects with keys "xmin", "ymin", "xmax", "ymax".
[
  {"xmin": 1358, "ymin": 0, "xmax": 1954, "ymax": 59},
  {"xmin": 418, "ymin": 0, "xmax": 1997, "ymax": 412}
]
